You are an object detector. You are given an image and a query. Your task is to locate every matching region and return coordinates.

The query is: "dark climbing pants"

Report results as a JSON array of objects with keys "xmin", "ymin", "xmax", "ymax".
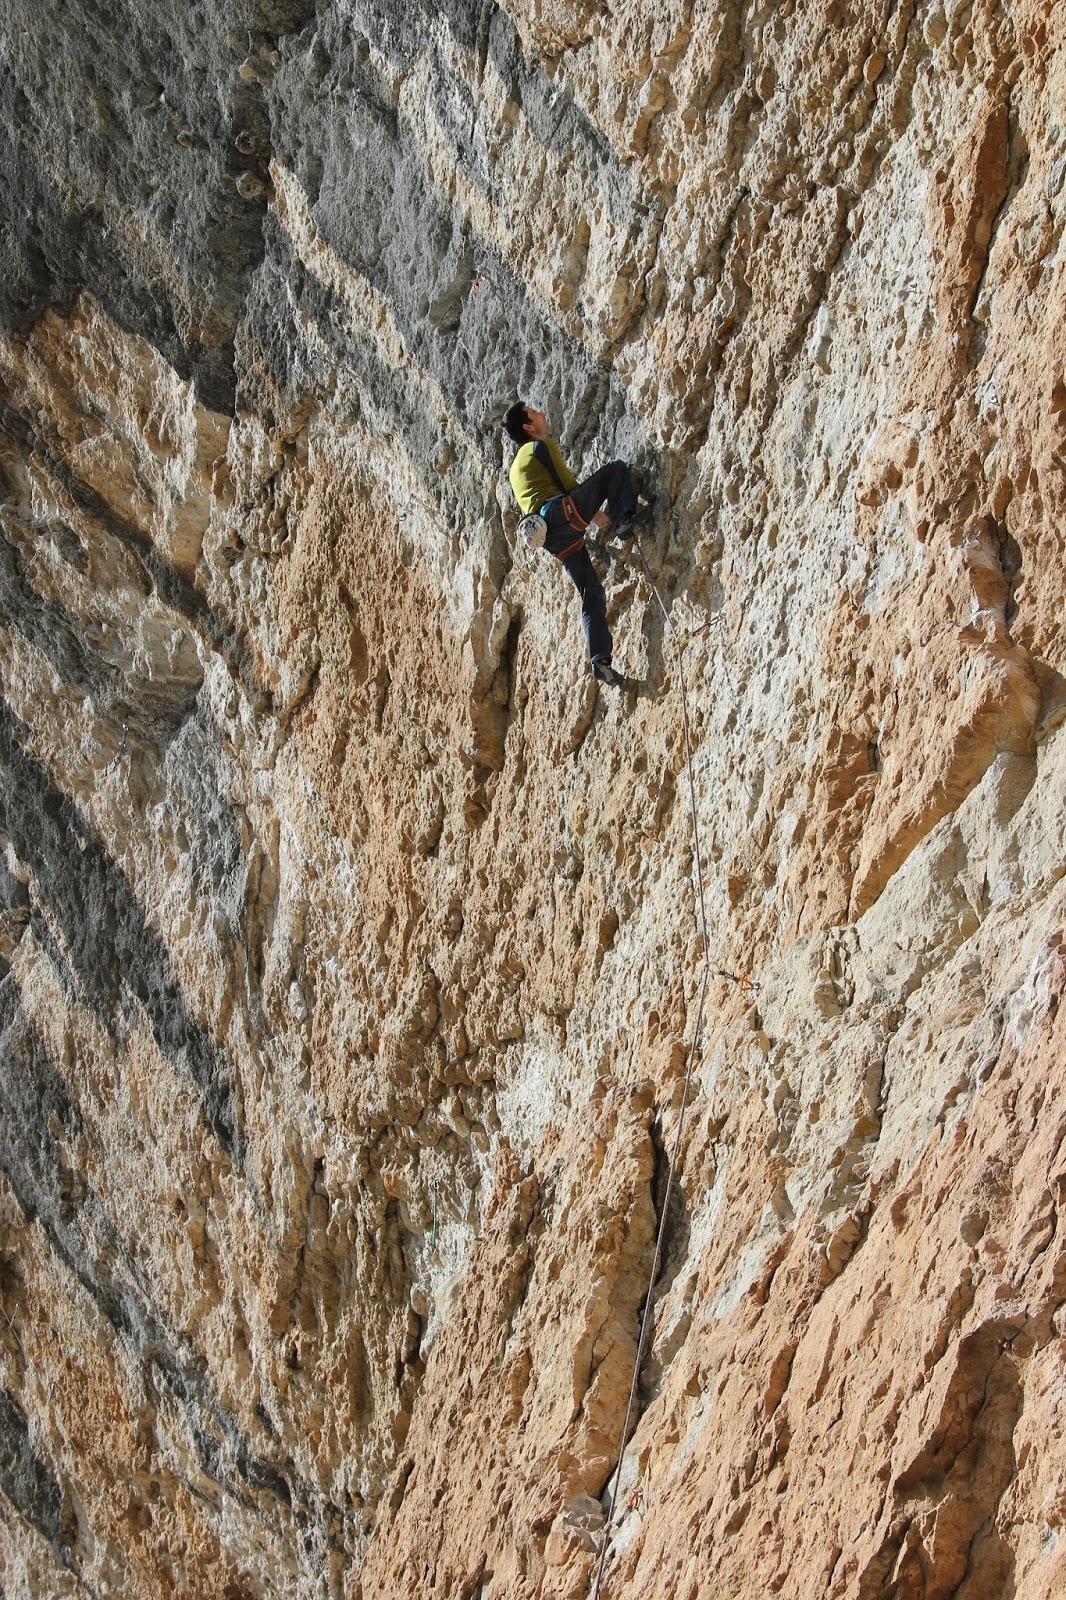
[
  {"xmin": 544, "ymin": 459, "xmax": 637, "ymax": 663},
  {"xmin": 556, "ymin": 459, "xmax": 637, "ymax": 531},
  {"xmin": 560, "ymin": 545, "xmax": 611, "ymax": 663}
]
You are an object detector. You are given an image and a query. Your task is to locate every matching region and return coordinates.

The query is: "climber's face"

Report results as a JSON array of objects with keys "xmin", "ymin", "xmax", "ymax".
[{"xmin": 523, "ymin": 408, "xmax": 551, "ymax": 440}]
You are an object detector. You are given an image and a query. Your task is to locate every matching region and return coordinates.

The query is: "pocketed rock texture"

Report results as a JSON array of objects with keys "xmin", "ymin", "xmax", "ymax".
[{"xmin": 1, "ymin": 2, "xmax": 1065, "ymax": 1597}]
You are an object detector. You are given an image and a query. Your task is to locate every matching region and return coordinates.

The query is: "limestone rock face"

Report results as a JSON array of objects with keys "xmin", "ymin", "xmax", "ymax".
[{"xmin": 1, "ymin": 2, "xmax": 1065, "ymax": 1597}]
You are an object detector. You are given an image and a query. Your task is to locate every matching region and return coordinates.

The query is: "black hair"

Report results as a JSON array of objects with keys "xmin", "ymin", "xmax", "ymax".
[{"xmin": 502, "ymin": 401, "xmax": 532, "ymax": 445}]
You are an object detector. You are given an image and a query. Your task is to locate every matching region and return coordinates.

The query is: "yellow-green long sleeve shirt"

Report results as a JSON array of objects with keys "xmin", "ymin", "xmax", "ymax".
[{"xmin": 508, "ymin": 438, "xmax": 577, "ymax": 513}]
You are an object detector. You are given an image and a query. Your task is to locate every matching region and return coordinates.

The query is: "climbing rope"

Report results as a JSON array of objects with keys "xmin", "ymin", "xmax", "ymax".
[{"xmin": 590, "ymin": 534, "xmax": 719, "ymax": 1598}]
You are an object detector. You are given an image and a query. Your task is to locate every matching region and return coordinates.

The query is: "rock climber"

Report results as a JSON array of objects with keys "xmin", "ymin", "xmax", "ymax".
[{"xmin": 502, "ymin": 401, "xmax": 648, "ymax": 686}]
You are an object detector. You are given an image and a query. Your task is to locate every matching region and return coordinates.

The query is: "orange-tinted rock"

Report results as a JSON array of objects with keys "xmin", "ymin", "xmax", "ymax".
[{"xmin": 1, "ymin": 3, "xmax": 1065, "ymax": 1598}]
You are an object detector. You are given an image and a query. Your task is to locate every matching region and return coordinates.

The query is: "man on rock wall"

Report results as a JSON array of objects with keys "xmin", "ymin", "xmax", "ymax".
[{"xmin": 503, "ymin": 401, "xmax": 649, "ymax": 686}]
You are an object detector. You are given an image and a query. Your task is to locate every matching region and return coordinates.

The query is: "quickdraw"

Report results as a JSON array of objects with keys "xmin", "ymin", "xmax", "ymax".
[{"xmin": 717, "ymin": 969, "xmax": 761, "ymax": 995}]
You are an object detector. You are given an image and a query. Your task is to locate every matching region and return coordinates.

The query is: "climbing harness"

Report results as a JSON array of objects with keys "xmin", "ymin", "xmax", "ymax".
[
  {"xmin": 554, "ymin": 532, "xmax": 587, "ymax": 561},
  {"xmin": 560, "ymin": 493, "xmax": 590, "ymax": 534},
  {"xmin": 590, "ymin": 535, "xmax": 724, "ymax": 1599},
  {"xmin": 548, "ymin": 496, "xmax": 593, "ymax": 560}
]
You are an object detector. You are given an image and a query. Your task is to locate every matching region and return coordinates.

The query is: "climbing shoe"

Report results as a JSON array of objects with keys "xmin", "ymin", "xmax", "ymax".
[
  {"xmin": 592, "ymin": 658, "xmax": 624, "ymax": 686},
  {"xmin": 612, "ymin": 500, "xmax": 655, "ymax": 542}
]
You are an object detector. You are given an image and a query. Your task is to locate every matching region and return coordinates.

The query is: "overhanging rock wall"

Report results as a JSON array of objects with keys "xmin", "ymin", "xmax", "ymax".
[{"xmin": 1, "ymin": 3, "xmax": 1065, "ymax": 1597}]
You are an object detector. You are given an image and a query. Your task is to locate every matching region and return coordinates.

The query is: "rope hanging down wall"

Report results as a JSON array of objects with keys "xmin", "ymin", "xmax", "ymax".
[{"xmin": 591, "ymin": 536, "xmax": 730, "ymax": 1599}]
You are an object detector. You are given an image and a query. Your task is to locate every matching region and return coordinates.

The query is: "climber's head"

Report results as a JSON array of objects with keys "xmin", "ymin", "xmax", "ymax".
[{"xmin": 503, "ymin": 402, "xmax": 550, "ymax": 445}]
